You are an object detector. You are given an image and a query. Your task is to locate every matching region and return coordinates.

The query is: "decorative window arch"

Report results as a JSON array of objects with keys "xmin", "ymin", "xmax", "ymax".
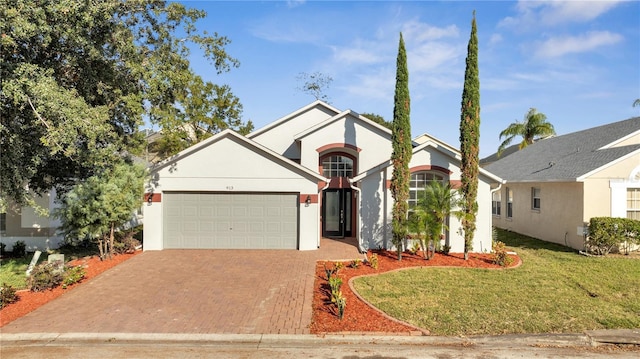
[{"xmin": 409, "ymin": 171, "xmax": 446, "ymax": 209}]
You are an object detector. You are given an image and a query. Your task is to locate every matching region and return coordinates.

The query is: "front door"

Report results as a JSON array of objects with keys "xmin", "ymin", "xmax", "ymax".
[{"xmin": 322, "ymin": 189, "xmax": 352, "ymax": 238}]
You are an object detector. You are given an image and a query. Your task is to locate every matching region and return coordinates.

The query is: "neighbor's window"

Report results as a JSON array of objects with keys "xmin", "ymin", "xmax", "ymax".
[
  {"xmin": 506, "ymin": 188, "xmax": 513, "ymax": 218},
  {"xmin": 322, "ymin": 155, "xmax": 354, "ymax": 178},
  {"xmin": 492, "ymin": 191, "xmax": 501, "ymax": 216},
  {"xmin": 409, "ymin": 171, "xmax": 445, "ymax": 209},
  {"xmin": 531, "ymin": 187, "xmax": 541, "ymax": 210},
  {"xmin": 627, "ymin": 188, "xmax": 640, "ymax": 220}
]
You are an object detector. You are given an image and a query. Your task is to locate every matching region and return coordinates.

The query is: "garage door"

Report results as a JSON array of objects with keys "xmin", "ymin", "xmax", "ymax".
[{"xmin": 163, "ymin": 192, "xmax": 298, "ymax": 249}]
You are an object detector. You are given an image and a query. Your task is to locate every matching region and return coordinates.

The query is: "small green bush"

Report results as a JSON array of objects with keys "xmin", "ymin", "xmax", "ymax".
[
  {"xmin": 62, "ymin": 266, "xmax": 86, "ymax": 289},
  {"xmin": 350, "ymin": 258, "xmax": 361, "ymax": 269},
  {"xmin": 492, "ymin": 241, "xmax": 513, "ymax": 267},
  {"xmin": 368, "ymin": 253, "xmax": 379, "ymax": 270},
  {"xmin": 28, "ymin": 262, "xmax": 63, "ymax": 292},
  {"xmin": 12, "ymin": 240, "xmax": 26, "ymax": 258},
  {"xmin": 0, "ymin": 283, "xmax": 18, "ymax": 309},
  {"xmin": 0, "ymin": 242, "xmax": 6, "ymax": 255},
  {"xmin": 329, "ymin": 276, "xmax": 343, "ymax": 303},
  {"xmin": 335, "ymin": 291, "xmax": 346, "ymax": 320},
  {"xmin": 114, "ymin": 229, "xmax": 141, "ymax": 254}
]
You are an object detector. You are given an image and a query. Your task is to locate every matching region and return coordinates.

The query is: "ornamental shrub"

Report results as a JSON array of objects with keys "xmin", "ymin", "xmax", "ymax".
[
  {"xmin": 0, "ymin": 283, "xmax": 18, "ymax": 309},
  {"xmin": 588, "ymin": 217, "xmax": 640, "ymax": 255},
  {"xmin": 492, "ymin": 241, "xmax": 513, "ymax": 267},
  {"xmin": 12, "ymin": 240, "xmax": 26, "ymax": 258},
  {"xmin": 28, "ymin": 262, "xmax": 63, "ymax": 292},
  {"xmin": 62, "ymin": 265, "xmax": 86, "ymax": 289}
]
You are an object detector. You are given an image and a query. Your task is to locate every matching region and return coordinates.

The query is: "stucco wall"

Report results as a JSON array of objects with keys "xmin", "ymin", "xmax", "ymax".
[
  {"xmin": 356, "ymin": 146, "xmax": 496, "ymax": 254},
  {"xmin": 145, "ymin": 135, "xmax": 321, "ymax": 251},
  {"xmin": 298, "ymin": 114, "xmax": 392, "ymax": 173},
  {"xmin": 249, "ymin": 105, "xmax": 338, "ymax": 159},
  {"xmin": 586, "ymin": 153, "xmax": 640, "ymax": 219},
  {"xmin": 493, "ymin": 182, "xmax": 585, "ymax": 249}
]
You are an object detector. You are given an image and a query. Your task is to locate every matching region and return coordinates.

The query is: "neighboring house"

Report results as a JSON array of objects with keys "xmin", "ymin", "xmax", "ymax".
[
  {"xmin": 485, "ymin": 116, "xmax": 640, "ymax": 250},
  {"xmin": 0, "ymin": 190, "xmax": 63, "ymax": 252},
  {"xmin": 143, "ymin": 101, "xmax": 503, "ymax": 252}
]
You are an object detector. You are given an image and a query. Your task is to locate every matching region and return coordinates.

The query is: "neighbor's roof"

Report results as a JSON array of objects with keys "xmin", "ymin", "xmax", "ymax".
[{"xmin": 484, "ymin": 117, "xmax": 640, "ymax": 182}]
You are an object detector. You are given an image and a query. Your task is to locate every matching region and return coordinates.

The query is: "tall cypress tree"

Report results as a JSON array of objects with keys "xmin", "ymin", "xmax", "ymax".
[
  {"xmin": 459, "ymin": 13, "xmax": 480, "ymax": 260},
  {"xmin": 390, "ymin": 33, "xmax": 412, "ymax": 261}
]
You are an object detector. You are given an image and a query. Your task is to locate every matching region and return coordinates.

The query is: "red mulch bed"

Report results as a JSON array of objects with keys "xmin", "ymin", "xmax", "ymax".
[
  {"xmin": 310, "ymin": 250, "xmax": 520, "ymax": 335},
  {"xmin": 0, "ymin": 251, "xmax": 139, "ymax": 327}
]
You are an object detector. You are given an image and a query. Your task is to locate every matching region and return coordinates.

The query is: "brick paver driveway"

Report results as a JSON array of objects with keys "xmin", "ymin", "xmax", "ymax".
[{"xmin": 2, "ymin": 238, "xmax": 360, "ymax": 334}]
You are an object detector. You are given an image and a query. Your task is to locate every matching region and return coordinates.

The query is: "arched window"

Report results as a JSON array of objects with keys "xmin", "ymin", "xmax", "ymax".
[
  {"xmin": 321, "ymin": 155, "xmax": 354, "ymax": 178},
  {"xmin": 409, "ymin": 171, "xmax": 445, "ymax": 209}
]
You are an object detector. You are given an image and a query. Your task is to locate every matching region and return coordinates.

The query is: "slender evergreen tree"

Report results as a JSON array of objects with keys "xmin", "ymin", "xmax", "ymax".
[
  {"xmin": 390, "ymin": 33, "xmax": 412, "ymax": 261},
  {"xmin": 459, "ymin": 13, "xmax": 480, "ymax": 260}
]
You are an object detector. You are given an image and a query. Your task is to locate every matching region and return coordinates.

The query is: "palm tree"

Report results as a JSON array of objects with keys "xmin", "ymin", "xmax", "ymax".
[
  {"xmin": 497, "ymin": 108, "xmax": 555, "ymax": 157},
  {"xmin": 416, "ymin": 180, "xmax": 458, "ymax": 259},
  {"xmin": 633, "ymin": 99, "xmax": 640, "ymax": 107}
]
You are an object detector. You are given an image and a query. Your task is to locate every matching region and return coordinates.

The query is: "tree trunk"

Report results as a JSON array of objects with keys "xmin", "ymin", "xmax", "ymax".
[
  {"xmin": 108, "ymin": 223, "xmax": 115, "ymax": 260},
  {"xmin": 97, "ymin": 238, "xmax": 105, "ymax": 261}
]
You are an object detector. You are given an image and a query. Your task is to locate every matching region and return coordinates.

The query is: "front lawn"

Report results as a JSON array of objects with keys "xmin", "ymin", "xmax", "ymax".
[
  {"xmin": 353, "ymin": 228, "xmax": 640, "ymax": 336},
  {"xmin": 0, "ymin": 257, "xmax": 31, "ymax": 290}
]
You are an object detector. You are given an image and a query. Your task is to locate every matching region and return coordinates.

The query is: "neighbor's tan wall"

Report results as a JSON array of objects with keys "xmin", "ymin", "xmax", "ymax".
[
  {"xmin": 610, "ymin": 132, "xmax": 640, "ymax": 148},
  {"xmin": 493, "ymin": 182, "xmax": 585, "ymax": 249},
  {"xmin": 583, "ymin": 152, "xmax": 640, "ymax": 219}
]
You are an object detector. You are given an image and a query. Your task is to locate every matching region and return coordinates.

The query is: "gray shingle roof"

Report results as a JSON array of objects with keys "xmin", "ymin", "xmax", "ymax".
[{"xmin": 484, "ymin": 117, "xmax": 640, "ymax": 182}]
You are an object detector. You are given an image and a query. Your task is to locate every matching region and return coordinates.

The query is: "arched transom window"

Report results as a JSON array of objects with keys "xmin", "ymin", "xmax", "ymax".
[
  {"xmin": 322, "ymin": 155, "xmax": 354, "ymax": 178},
  {"xmin": 409, "ymin": 171, "xmax": 446, "ymax": 208}
]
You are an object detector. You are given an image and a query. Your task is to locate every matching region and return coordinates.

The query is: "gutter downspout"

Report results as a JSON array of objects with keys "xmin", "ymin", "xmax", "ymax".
[
  {"xmin": 347, "ymin": 178, "xmax": 364, "ymax": 253},
  {"xmin": 489, "ymin": 182, "xmax": 504, "ymax": 251},
  {"xmin": 318, "ymin": 180, "xmax": 331, "ymax": 249}
]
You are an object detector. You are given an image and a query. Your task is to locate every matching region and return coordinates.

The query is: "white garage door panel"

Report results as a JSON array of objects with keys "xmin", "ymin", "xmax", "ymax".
[{"xmin": 163, "ymin": 193, "xmax": 298, "ymax": 249}]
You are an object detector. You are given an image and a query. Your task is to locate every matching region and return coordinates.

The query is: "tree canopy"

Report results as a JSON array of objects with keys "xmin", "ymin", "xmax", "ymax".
[
  {"xmin": 55, "ymin": 162, "xmax": 145, "ymax": 260},
  {"xmin": 497, "ymin": 108, "xmax": 555, "ymax": 156},
  {"xmin": 1, "ymin": 0, "xmax": 249, "ymax": 206},
  {"xmin": 361, "ymin": 112, "xmax": 392, "ymax": 130}
]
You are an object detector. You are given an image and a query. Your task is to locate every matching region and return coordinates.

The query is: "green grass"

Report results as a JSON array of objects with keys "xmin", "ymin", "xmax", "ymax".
[
  {"xmin": 0, "ymin": 257, "xmax": 32, "ymax": 290},
  {"xmin": 0, "ymin": 244, "xmax": 100, "ymax": 290},
  {"xmin": 353, "ymin": 229, "xmax": 640, "ymax": 336}
]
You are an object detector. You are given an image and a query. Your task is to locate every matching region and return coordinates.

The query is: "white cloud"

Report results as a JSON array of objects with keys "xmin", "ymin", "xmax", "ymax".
[
  {"xmin": 499, "ymin": 0, "xmax": 623, "ymax": 29},
  {"xmin": 401, "ymin": 20, "xmax": 459, "ymax": 42},
  {"xmin": 534, "ymin": 31, "xmax": 623, "ymax": 58},
  {"xmin": 489, "ymin": 33, "xmax": 503, "ymax": 46}
]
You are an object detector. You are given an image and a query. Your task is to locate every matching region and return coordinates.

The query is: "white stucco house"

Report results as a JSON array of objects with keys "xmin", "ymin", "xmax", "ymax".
[
  {"xmin": 0, "ymin": 190, "xmax": 63, "ymax": 252},
  {"xmin": 143, "ymin": 101, "xmax": 503, "ymax": 252}
]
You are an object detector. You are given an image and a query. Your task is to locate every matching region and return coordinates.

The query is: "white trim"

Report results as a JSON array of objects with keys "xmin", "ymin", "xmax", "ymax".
[
  {"xmin": 293, "ymin": 110, "xmax": 392, "ymax": 140},
  {"xmin": 150, "ymin": 129, "xmax": 328, "ymax": 182},
  {"xmin": 247, "ymin": 100, "xmax": 341, "ymax": 138},
  {"xmin": 577, "ymin": 148, "xmax": 640, "ymax": 181},
  {"xmin": 598, "ymin": 128, "xmax": 640, "ymax": 150}
]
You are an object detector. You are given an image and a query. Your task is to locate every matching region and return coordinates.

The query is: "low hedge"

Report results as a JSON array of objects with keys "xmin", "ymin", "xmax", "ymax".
[{"xmin": 587, "ymin": 217, "xmax": 640, "ymax": 255}]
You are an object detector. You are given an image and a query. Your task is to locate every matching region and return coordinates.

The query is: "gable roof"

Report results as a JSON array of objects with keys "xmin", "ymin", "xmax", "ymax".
[
  {"xmin": 485, "ymin": 117, "xmax": 640, "ymax": 182},
  {"xmin": 352, "ymin": 138, "xmax": 503, "ymax": 184},
  {"xmin": 293, "ymin": 109, "xmax": 392, "ymax": 140},
  {"xmin": 150, "ymin": 129, "xmax": 328, "ymax": 182},
  {"xmin": 246, "ymin": 100, "xmax": 341, "ymax": 139}
]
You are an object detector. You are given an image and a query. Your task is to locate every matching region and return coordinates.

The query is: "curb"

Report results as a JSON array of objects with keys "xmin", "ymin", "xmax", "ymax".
[{"xmin": 2, "ymin": 331, "xmax": 638, "ymax": 347}]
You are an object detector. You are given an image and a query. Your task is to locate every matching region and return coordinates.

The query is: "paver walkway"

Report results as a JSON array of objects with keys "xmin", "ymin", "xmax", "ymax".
[{"xmin": 1, "ymin": 238, "xmax": 361, "ymax": 334}]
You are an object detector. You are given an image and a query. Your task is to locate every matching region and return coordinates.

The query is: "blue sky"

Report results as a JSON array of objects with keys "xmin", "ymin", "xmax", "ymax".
[{"xmin": 181, "ymin": 0, "xmax": 639, "ymax": 157}]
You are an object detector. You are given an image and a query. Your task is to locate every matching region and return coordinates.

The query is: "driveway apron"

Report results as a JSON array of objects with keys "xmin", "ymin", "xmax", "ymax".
[{"xmin": 1, "ymin": 238, "xmax": 361, "ymax": 334}]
